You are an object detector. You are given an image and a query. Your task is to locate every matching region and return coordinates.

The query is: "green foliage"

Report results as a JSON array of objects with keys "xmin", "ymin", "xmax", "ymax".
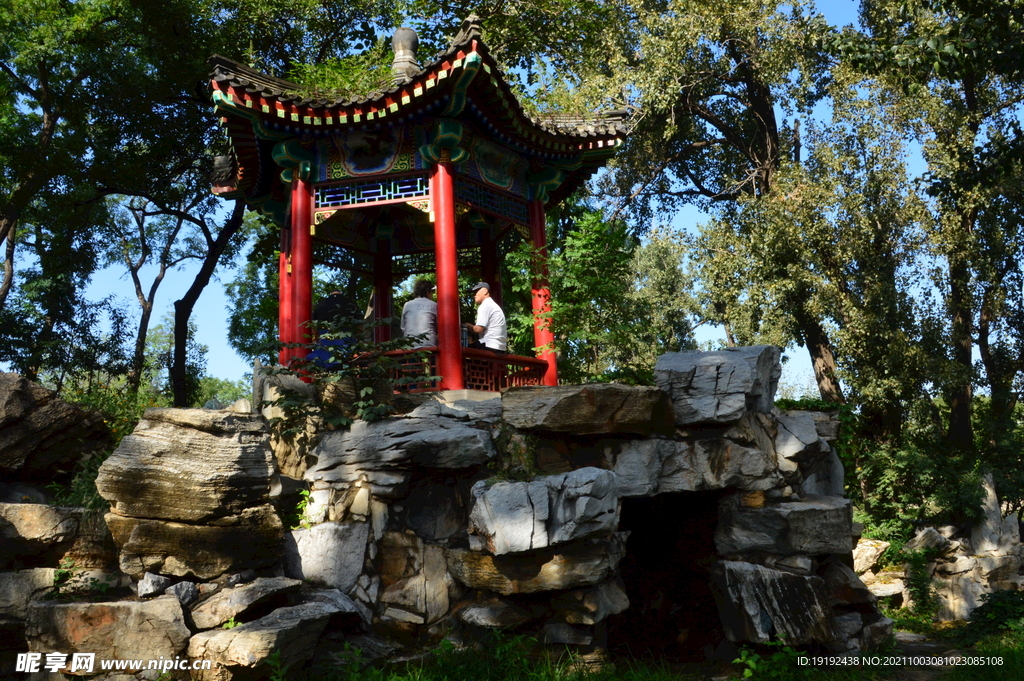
[
  {"xmin": 279, "ymin": 489, "xmax": 311, "ymax": 531},
  {"xmin": 489, "ymin": 427, "xmax": 541, "ymax": 482},
  {"xmin": 47, "ymin": 379, "xmax": 158, "ymax": 510},
  {"xmin": 904, "ymin": 549, "xmax": 939, "ymax": 617},
  {"xmin": 222, "ymin": 616, "xmax": 240, "ymax": 630},
  {"xmin": 943, "ymin": 625, "xmax": 1024, "ymax": 681},
  {"xmin": 959, "ymin": 591, "xmax": 1024, "ymax": 645},
  {"xmin": 262, "ymin": 316, "xmax": 432, "ymax": 444},
  {"xmin": 504, "ymin": 202, "xmax": 695, "ymax": 383},
  {"xmin": 265, "ymin": 650, "xmax": 289, "ymax": 681}
]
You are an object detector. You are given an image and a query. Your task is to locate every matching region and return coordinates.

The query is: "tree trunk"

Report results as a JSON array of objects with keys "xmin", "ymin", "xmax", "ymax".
[
  {"xmin": 947, "ymin": 253, "xmax": 974, "ymax": 451},
  {"xmin": 171, "ymin": 200, "xmax": 246, "ymax": 407},
  {"xmin": 0, "ymin": 229, "xmax": 14, "ymax": 308},
  {"xmin": 799, "ymin": 314, "xmax": 845, "ymax": 404}
]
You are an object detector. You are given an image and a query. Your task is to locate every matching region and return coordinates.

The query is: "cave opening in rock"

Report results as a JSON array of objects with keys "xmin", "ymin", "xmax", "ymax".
[{"xmin": 606, "ymin": 490, "xmax": 728, "ymax": 661}]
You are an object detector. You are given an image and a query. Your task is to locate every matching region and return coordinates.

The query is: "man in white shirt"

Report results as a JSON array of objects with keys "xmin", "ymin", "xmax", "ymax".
[{"xmin": 463, "ymin": 282, "xmax": 507, "ymax": 353}]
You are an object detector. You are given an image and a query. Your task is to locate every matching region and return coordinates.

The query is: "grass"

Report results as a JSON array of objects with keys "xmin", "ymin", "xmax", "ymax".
[{"xmin": 942, "ymin": 627, "xmax": 1024, "ymax": 681}]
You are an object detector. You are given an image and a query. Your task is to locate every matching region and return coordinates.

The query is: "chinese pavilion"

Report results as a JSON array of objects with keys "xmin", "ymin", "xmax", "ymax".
[{"xmin": 209, "ymin": 16, "xmax": 627, "ymax": 391}]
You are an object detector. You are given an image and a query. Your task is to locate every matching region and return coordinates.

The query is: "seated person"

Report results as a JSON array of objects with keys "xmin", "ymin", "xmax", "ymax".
[
  {"xmin": 400, "ymin": 279, "xmax": 437, "ymax": 348},
  {"xmin": 463, "ymin": 282, "xmax": 507, "ymax": 354},
  {"xmin": 306, "ymin": 290, "xmax": 360, "ymax": 369}
]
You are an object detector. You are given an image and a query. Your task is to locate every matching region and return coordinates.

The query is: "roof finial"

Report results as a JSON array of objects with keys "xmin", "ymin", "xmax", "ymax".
[
  {"xmin": 391, "ymin": 27, "xmax": 420, "ymax": 85},
  {"xmin": 451, "ymin": 14, "xmax": 483, "ymax": 46}
]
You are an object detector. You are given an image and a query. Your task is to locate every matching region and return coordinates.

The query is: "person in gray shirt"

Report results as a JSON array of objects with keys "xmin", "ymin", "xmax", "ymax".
[{"xmin": 401, "ymin": 279, "xmax": 437, "ymax": 348}]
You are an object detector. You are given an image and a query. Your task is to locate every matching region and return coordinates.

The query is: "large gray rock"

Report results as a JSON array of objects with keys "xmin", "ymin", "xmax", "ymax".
[
  {"xmin": 105, "ymin": 505, "xmax": 283, "ymax": 580},
  {"xmin": 305, "ymin": 414, "xmax": 495, "ymax": 498},
  {"xmin": 457, "ymin": 598, "xmax": 540, "ymax": 628},
  {"xmin": 446, "ymin": 533, "xmax": 628, "ymax": 595},
  {"xmin": 774, "ymin": 411, "xmax": 830, "ymax": 481},
  {"xmin": 257, "ymin": 364, "xmax": 319, "ymax": 479},
  {"xmin": 716, "ymin": 495, "xmax": 853, "ymax": 556},
  {"xmin": 192, "ymin": 577, "xmax": 303, "ymax": 629},
  {"xmin": 468, "ymin": 468, "xmax": 618, "ymax": 555},
  {"xmin": 853, "ymin": 538, "xmax": 890, "ymax": 574},
  {"xmin": 711, "ymin": 560, "xmax": 839, "ymax": 645},
  {"xmin": 137, "ymin": 572, "xmax": 172, "ymax": 598},
  {"xmin": 26, "ymin": 596, "xmax": 190, "ymax": 675},
  {"xmin": 0, "ymin": 568, "xmax": 56, "ymax": 620},
  {"xmin": 187, "ymin": 602, "xmax": 338, "ymax": 680},
  {"xmin": 971, "ymin": 473, "xmax": 1021, "ymax": 555},
  {"xmin": 96, "ymin": 408, "xmax": 275, "ymax": 523},
  {"xmin": 0, "ymin": 503, "xmax": 79, "ymax": 568},
  {"xmin": 654, "ymin": 346, "xmax": 781, "ymax": 425},
  {"xmin": 602, "ymin": 434, "xmax": 782, "ymax": 499},
  {"xmin": 0, "ymin": 373, "xmax": 113, "ymax": 482},
  {"xmin": 283, "ymin": 520, "xmax": 369, "ymax": 592},
  {"xmin": 800, "ymin": 446, "xmax": 845, "ymax": 497},
  {"xmin": 379, "ymin": 544, "xmax": 450, "ymax": 625},
  {"xmin": 501, "ymin": 384, "xmax": 672, "ymax": 436},
  {"xmin": 550, "ymin": 579, "xmax": 630, "ymax": 625}
]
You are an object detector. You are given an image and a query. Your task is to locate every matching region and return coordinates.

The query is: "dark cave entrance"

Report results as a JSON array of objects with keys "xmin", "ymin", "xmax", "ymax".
[{"xmin": 606, "ymin": 490, "xmax": 728, "ymax": 661}]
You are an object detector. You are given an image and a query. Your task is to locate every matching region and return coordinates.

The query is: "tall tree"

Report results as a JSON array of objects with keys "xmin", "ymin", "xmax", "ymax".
[{"xmin": 842, "ymin": 0, "xmax": 1024, "ymax": 451}]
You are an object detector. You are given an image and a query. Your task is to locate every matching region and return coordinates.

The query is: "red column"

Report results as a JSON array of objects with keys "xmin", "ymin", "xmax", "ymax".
[
  {"xmin": 480, "ymin": 229, "xmax": 501, "ymax": 308},
  {"xmin": 290, "ymin": 176, "xmax": 314, "ymax": 361},
  {"xmin": 432, "ymin": 159, "xmax": 465, "ymax": 390},
  {"xmin": 373, "ymin": 240, "xmax": 393, "ymax": 342},
  {"xmin": 278, "ymin": 246, "xmax": 293, "ymax": 366},
  {"xmin": 529, "ymin": 199, "xmax": 557, "ymax": 386}
]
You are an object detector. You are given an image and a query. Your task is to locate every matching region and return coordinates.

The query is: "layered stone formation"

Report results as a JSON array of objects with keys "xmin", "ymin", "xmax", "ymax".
[{"xmin": 1, "ymin": 347, "xmax": 902, "ymax": 679}]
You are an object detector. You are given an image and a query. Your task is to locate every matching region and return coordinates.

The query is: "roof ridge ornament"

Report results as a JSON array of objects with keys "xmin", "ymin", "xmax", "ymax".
[
  {"xmin": 391, "ymin": 26, "xmax": 420, "ymax": 85},
  {"xmin": 450, "ymin": 14, "xmax": 483, "ymax": 47}
]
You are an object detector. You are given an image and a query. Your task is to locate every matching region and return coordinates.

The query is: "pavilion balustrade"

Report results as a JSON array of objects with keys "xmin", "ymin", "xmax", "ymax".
[{"xmin": 384, "ymin": 347, "xmax": 546, "ymax": 393}]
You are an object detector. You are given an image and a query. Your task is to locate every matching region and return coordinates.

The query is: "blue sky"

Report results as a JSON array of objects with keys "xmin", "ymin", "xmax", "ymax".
[{"xmin": 80, "ymin": 1, "xmax": 863, "ymax": 389}]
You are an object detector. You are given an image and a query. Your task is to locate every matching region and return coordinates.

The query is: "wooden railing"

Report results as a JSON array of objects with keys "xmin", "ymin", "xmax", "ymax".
[{"xmin": 384, "ymin": 347, "xmax": 547, "ymax": 392}]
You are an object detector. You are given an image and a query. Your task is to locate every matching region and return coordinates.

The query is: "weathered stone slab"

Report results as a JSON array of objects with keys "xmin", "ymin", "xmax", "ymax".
[
  {"xmin": 457, "ymin": 598, "xmax": 541, "ymax": 628},
  {"xmin": 305, "ymin": 415, "xmax": 495, "ymax": 498},
  {"xmin": 971, "ymin": 473, "xmax": 1020, "ymax": 555},
  {"xmin": 501, "ymin": 384, "xmax": 672, "ymax": 436},
  {"xmin": 853, "ymin": 538, "xmax": 890, "ymax": 574},
  {"xmin": 822, "ymin": 561, "xmax": 875, "ymax": 605},
  {"xmin": 0, "ymin": 568, "xmax": 56, "ymax": 620},
  {"xmin": 379, "ymin": 544, "xmax": 450, "ymax": 624},
  {"xmin": 903, "ymin": 527, "xmax": 950, "ymax": 554},
  {"xmin": 137, "ymin": 572, "xmax": 172, "ymax": 598},
  {"xmin": 0, "ymin": 503, "xmax": 78, "ymax": 567},
  {"xmin": 774, "ymin": 411, "xmax": 825, "ymax": 462},
  {"xmin": 105, "ymin": 505, "xmax": 283, "ymax": 580},
  {"xmin": 446, "ymin": 533, "xmax": 628, "ymax": 595},
  {"xmin": 0, "ymin": 373, "xmax": 113, "ymax": 482},
  {"xmin": 800, "ymin": 447, "xmax": 845, "ymax": 497},
  {"xmin": 716, "ymin": 495, "xmax": 853, "ymax": 556},
  {"xmin": 192, "ymin": 577, "xmax": 303, "ymax": 630},
  {"xmin": 26, "ymin": 596, "xmax": 190, "ymax": 675},
  {"xmin": 550, "ymin": 579, "xmax": 630, "ymax": 625},
  {"xmin": 468, "ymin": 468, "xmax": 618, "ymax": 555},
  {"xmin": 283, "ymin": 521, "xmax": 369, "ymax": 592},
  {"xmin": 165, "ymin": 580, "xmax": 199, "ymax": 607},
  {"xmin": 711, "ymin": 560, "xmax": 839, "ymax": 645},
  {"xmin": 654, "ymin": 346, "xmax": 781, "ymax": 425},
  {"xmin": 187, "ymin": 602, "xmax": 336, "ymax": 679},
  {"xmin": 96, "ymin": 408, "xmax": 274, "ymax": 523}
]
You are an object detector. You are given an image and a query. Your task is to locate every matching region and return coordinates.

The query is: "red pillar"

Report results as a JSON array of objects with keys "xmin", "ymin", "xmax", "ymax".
[
  {"xmin": 290, "ymin": 176, "xmax": 314, "ymax": 361},
  {"xmin": 373, "ymin": 240, "xmax": 393, "ymax": 342},
  {"xmin": 278, "ymin": 246, "xmax": 293, "ymax": 366},
  {"xmin": 480, "ymin": 229, "xmax": 501, "ymax": 308},
  {"xmin": 432, "ymin": 159, "xmax": 465, "ymax": 390},
  {"xmin": 529, "ymin": 199, "xmax": 558, "ymax": 386}
]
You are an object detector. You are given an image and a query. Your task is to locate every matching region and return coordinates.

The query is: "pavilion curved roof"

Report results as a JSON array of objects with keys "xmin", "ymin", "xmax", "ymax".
[{"xmin": 209, "ymin": 17, "xmax": 628, "ymax": 212}]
